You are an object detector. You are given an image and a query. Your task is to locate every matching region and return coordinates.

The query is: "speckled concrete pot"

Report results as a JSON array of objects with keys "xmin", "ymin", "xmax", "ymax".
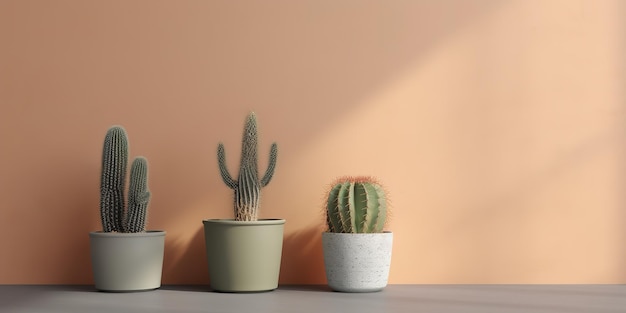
[
  {"xmin": 322, "ymin": 232, "xmax": 393, "ymax": 292},
  {"xmin": 89, "ymin": 231, "xmax": 166, "ymax": 292}
]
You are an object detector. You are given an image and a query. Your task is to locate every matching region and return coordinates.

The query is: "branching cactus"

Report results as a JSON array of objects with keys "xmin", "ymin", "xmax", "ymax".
[
  {"xmin": 217, "ymin": 112, "xmax": 278, "ymax": 221},
  {"xmin": 100, "ymin": 126, "xmax": 151, "ymax": 233},
  {"xmin": 325, "ymin": 176, "xmax": 388, "ymax": 233}
]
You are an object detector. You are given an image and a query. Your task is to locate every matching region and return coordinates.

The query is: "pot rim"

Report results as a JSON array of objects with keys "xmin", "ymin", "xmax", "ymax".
[
  {"xmin": 89, "ymin": 230, "xmax": 166, "ymax": 238},
  {"xmin": 203, "ymin": 218, "xmax": 285, "ymax": 226},
  {"xmin": 322, "ymin": 231, "xmax": 392, "ymax": 236}
]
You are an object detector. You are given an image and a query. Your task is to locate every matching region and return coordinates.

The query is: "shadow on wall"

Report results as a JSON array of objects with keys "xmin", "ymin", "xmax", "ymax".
[
  {"xmin": 30, "ymin": 160, "xmax": 98, "ymax": 284},
  {"xmin": 0, "ymin": 0, "xmax": 508, "ymax": 284},
  {"xmin": 64, "ymin": 175, "xmax": 97, "ymax": 284},
  {"xmin": 280, "ymin": 225, "xmax": 326, "ymax": 285},
  {"xmin": 620, "ymin": 0, "xmax": 626, "ymax": 283},
  {"xmin": 212, "ymin": 1, "xmax": 510, "ymax": 144},
  {"xmin": 163, "ymin": 223, "xmax": 327, "ymax": 285},
  {"xmin": 163, "ymin": 226, "xmax": 208, "ymax": 285},
  {"xmin": 438, "ymin": 128, "xmax": 626, "ymax": 283}
]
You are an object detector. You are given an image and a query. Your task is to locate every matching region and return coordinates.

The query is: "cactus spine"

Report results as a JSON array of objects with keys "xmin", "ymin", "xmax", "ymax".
[
  {"xmin": 217, "ymin": 112, "xmax": 278, "ymax": 221},
  {"xmin": 100, "ymin": 126, "xmax": 151, "ymax": 233},
  {"xmin": 325, "ymin": 176, "xmax": 387, "ymax": 233}
]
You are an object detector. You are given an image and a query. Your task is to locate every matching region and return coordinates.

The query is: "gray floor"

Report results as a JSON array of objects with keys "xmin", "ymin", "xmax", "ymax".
[{"xmin": 0, "ymin": 285, "xmax": 624, "ymax": 313}]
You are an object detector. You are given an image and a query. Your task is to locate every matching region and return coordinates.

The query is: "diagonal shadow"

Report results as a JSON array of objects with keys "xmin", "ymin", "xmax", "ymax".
[
  {"xmin": 162, "ymin": 226, "xmax": 209, "ymax": 285},
  {"xmin": 279, "ymin": 224, "xmax": 326, "ymax": 285},
  {"xmin": 618, "ymin": 0, "xmax": 626, "ymax": 283},
  {"xmin": 0, "ymin": 0, "xmax": 509, "ymax": 285}
]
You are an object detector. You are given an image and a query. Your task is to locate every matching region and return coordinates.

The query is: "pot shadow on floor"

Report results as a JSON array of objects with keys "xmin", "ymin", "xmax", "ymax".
[{"xmin": 163, "ymin": 223, "xmax": 330, "ymax": 292}]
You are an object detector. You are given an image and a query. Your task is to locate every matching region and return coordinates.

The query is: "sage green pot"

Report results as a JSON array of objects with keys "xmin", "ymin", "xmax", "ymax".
[{"xmin": 203, "ymin": 219, "xmax": 285, "ymax": 292}]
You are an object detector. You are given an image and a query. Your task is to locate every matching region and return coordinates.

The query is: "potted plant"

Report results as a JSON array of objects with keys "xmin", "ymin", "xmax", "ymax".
[
  {"xmin": 203, "ymin": 112, "xmax": 284, "ymax": 292},
  {"xmin": 89, "ymin": 126, "xmax": 165, "ymax": 292},
  {"xmin": 322, "ymin": 176, "xmax": 393, "ymax": 292}
]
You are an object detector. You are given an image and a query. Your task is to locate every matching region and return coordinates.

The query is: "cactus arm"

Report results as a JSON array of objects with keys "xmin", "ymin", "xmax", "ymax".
[
  {"xmin": 125, "ymin": 157, "xmax": 151, "ymax": 233},
  {"xmin": 217, "ymin": 143, "xmax": 237, "ymax": 189},
  {"xmin": 260, "ymin": 143, "xmax": 278, "ymax": 187},
  {"xmin": 100, "ymin": 126, "xmax": 128, "ymax": 232}
]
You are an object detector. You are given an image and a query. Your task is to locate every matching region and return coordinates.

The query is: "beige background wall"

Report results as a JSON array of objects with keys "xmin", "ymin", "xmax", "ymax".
[{"xmin": 0, "ymin": 0, "xmax": 624, "ymax": 284}]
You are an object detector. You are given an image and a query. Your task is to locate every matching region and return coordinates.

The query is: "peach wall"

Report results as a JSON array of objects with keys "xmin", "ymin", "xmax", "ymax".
[{"xmin": 0, "ymin": 0, "xmax": 624, "ymax": 284}]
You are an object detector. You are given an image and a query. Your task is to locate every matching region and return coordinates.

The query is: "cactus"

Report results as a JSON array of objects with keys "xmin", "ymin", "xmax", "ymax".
[
  {"xmin": 217, "ymin": 112, "xmax": 278, "ymax": 221},
  {"xmin": 325, "ymin": 176, "xmax": 387, "ymax": 233},
  {"xmin": 100, "ymin": 126, "xmax": 151, "ymax": 233},
  {"xmin": 126, "ymin": 157, "xmax": 151, "ymax": 232},
  {"xmin": 100, "ymin": 126, "xmax": 128, "ymax": 232}
]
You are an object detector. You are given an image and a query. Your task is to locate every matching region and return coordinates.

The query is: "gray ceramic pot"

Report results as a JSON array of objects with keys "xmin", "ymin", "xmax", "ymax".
[
  {"xmin": 203, "ymin": 219, "xmax": 285, "ymax": 292},
  {"xmin": 322, "ymin": 231, "xmax": 393, "ymax": 292},
  {"xmin": 89, "ymin": 231, "xmax": 166, "ymax": 292}
]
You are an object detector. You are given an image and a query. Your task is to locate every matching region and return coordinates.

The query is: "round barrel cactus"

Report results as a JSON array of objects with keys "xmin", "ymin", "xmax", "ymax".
[{"xmin": 325, "ymin": 176, "xmax": 388, "ymax": 233}]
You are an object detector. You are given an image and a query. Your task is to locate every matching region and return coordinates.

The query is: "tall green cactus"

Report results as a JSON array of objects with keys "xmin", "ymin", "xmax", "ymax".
[
  {"xmin": 217, "ymin": 112, "xmax": 278, "ymax": 221},
  {"xmin": 100, "ymin": 126, "xmax": 128, "ymax": 232},
  {"xmin": 100, "ymin": 126, "xmax": 151, "ymax": 233},
  {"xmin": 325, "ymin": 176, "xmax": 387, "ymax": 233}
]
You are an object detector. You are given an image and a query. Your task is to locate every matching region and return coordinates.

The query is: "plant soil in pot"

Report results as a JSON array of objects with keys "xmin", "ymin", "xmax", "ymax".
[
  {"xmin": 322, "ymin": 176, "xmax": 393, "ymax": 292},
  {"xmin": 89, "ymin": 126, "xmax": 165, "ymax": 292},
  {"xmin": 204, "ymin": 112, "xmax": 284, "ymax": 292}
]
